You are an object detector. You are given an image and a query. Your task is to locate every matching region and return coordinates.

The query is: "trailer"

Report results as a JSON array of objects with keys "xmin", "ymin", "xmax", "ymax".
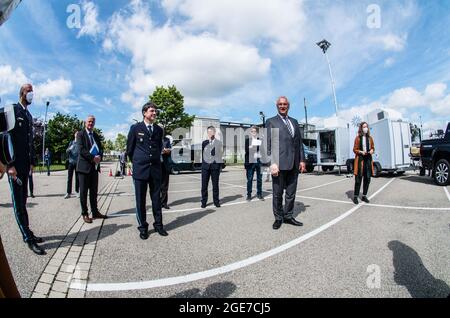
[{"xmin": 314, "ymin": 110, "xmax": 412, "ymax": 176}]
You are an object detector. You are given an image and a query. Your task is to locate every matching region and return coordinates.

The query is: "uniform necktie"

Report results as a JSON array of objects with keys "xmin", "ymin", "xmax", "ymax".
[{"xmin": 147, "ymin": 125, "xmax": 153, "ymax": 134}]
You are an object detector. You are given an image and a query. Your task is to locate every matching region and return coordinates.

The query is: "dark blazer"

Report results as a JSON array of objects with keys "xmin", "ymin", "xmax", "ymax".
[
  {"xmin": 7, "ymin": 103, "xmax": 35, "ymax": 175},
  {"xmin": 266, "ymin": 115, "xmax": 305, "ymax": 171},
  {"xmin": 76, "ymin": 129, "xmax": 103, "ymax": 174},
  {"xmin": 126, "ymin": 122, "xmax": 164, "ymax": 181},
  {"xmin": 244, "ymin": 136, "xmax": 264, "ymax": 168},
  {"xmin": 201, "ymin": 139, "xmax": 223, "ymax": 170},
  {"xmin": 162, "ymin": 137, "xmax": 173, "ymax": 172}
]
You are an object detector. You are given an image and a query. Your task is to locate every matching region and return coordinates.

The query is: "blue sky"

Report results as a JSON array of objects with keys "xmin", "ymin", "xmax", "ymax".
[{"xmin": 1, "ymin": 0, "xmax": 449, "ymax": 140}]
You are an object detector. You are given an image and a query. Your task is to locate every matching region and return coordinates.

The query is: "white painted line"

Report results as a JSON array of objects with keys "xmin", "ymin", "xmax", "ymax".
[
  {"xmin": 444, "ymin": 187, "xmax": 450, "ymax": 203},
  {"xmin": 73, "ymin": 179, "xmax": 395, "ymax": 292},
  {"xmin": 297, "ymin": 178, "xmax": 348, "ymax": 193},
  {"xmin": 298, "ymin": 195, "xmax": 353, "ymax": 205},
  {"xmin": 365, "ymin": 203, "xmax": 450, "ymax": 211}
]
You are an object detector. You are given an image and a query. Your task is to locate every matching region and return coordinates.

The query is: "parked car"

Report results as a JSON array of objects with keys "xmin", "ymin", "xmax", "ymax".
[
  {"xmin": 420, "ymin": 122, "xmax": 450, "ymax": 186},
  {"xmin": 303, "ymin": 144, "xmax": 317, "ymax": 173}
]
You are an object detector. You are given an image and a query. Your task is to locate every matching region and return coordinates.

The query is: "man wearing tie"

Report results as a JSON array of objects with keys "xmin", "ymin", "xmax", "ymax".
[
  {"xmin": 245, "ymin": 126, "xmax": 264, "ymax": 201},
  {"xmin": 127, "ymin": 102, "xmax": 168, "ymax": 240},
  {"xmin": 201, "ymin": 126, "xmax": 223, "ymax": 208},
  {"xmin": 76, "ymin": 115, "xmax": 107, "ymax": 224},
  {"xmin": 266, "ymin": 96, "xmax": 306, "ymax": 230},
  {"xmin": 6, "ymin": 84, "xmax": 45, "ymax": 255}
]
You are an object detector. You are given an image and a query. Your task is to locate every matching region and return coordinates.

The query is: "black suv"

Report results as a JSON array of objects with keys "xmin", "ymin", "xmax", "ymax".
[{"xmin": 420, "ymin": 123, "xmax": 450, "ymax": 186}]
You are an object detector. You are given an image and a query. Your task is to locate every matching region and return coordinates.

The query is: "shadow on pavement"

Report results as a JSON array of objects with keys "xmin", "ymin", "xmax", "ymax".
[
  {"xmin": 40, "ymin": 224, "xmax": 132, "ymax": 250},
  {"xmin": 169, "ymin": 281, "xmax": 237, "ymax": 298},
  {"xmin": 292, "ymin": 202, "xmax": 309, "ymax": 218},
  {"xmin": 388, "ymin": 240, "xmax": 450, "ymax": 298},
  {"xmin": 149, "ymin": 210, "xmax": 215, "ymax": 234}
]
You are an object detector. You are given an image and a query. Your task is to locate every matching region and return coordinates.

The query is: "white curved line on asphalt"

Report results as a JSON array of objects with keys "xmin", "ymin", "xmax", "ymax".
[
  {"xmin": 70, "ymin": 179, "xmax": 394, "ymax": 292},
  {"xmin": 444, "ymin": 187, "xmax": 450, "ymax": 203}
]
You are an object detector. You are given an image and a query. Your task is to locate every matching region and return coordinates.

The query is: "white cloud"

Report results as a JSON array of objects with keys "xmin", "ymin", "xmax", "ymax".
[
  {"xmin": 105, "ymin": 0, "xmax": 271, "ymax": 109},
  {"xmin": 0, "ymin": 64, "xmax": 29, "ymax": 96},
  {"xmin": 371, "ymin": 33, "xmax": 407, "ymax": 52},
  {"xmin": 384, "ymin": 57, "xmax": 395, "ymax": 68},
  {"xmin": 386, "ymin": 87, "xmax": 424, "ymax": 109},
  {"xmin": 77, "ymin": 1, "xmax": 102, "ymax": 38},
  {"xmin": 104, "ymin": 123, "xmax": 130, "ymax": 141},
  {"xmin": 35, "ymin": 77, "xmax": 73, "ymax": 101},
  {"xmin": 162, "ymin": 0, "xmax": 307, "ymax": 56}
]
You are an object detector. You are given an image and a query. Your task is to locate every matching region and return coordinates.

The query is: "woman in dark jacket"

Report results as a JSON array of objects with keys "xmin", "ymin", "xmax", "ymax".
[{"xmin": 353, "ymin": 122, "xmax": 375, "ymax": 204}]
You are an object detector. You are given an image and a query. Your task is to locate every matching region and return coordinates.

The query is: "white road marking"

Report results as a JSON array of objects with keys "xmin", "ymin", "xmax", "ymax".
[
  {"xmin": 72, "ymin": 179, "xmax": 395, "ymax": 292},
  {"xmin": 444, "ymin": 187, "xmax": 450, "ymax": 203},
  {"xmin": 365, "ymin": 203, "xmax": 450, "ymax": 211}
]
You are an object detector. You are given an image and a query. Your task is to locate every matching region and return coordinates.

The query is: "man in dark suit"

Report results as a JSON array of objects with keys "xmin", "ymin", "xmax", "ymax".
[
  {"xmin": 161, "ymin": 135, "xmax": 172, "ymax": 209},
  {"xmin": 6, "ymin": 84, "xmax": 45, "ymax": 255},
  {"xmin": 266, "ymin": 96, "xmax": 306, "ymax": 230},
  {"xmin": 245, "ymin": 126, "xmax": 264, "ymax": 201},
  {"xmin": 127, "ymin": 102, "xmax": 168, "ymax": 240},
  {"xmin": 76, "ymin": 115, "xmax": 107, "ymax": 224},
  {"xmin": 201, "ymin": 126, "xmax": 223, "ymax": 208},
  {"xmin": 65, "ymin": 130, "xmax": 80, "ymax": 199}
]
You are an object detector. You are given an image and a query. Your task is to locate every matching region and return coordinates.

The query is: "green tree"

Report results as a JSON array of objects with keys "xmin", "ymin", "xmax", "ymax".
[
  {"xmin": 104, "ymin": 139, "xmax": 115, "ymax": 154},
  {"xmin": 149, "ymin": 85, "xmax": 195, "ymax": 135},
  {"xmin": 46, "ymin": 113, "xmax": 83, "ymax": 164},
  {"xmin": 114, "ymin": 133, "xmax": 127, "ymax": 152}
]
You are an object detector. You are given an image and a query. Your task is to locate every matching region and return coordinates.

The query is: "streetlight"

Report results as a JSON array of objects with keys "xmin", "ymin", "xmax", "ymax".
[
  {"xmin": 42, "ymin": 100, "xmax": 50, "ymax": 169},
  {"xmin": 259, "ymin": 111, "xmax": 266, "ymax": 128},
  {"xmin": 316, "ymin": 39, "xmax": 339, "ymax": 116}
]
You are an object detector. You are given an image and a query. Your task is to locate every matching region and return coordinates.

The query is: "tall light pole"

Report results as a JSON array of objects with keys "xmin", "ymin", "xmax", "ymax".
[
  {"xmin": 42, "ymin": 100, "xmax": 50, "ymax": 168},
  {"xmin": 304, "ymin": 97, "xmax": 308, "ymax": 139},
  {"xmin": 317, "ymin": 39, "xmax": 339, "ymax": 117}
]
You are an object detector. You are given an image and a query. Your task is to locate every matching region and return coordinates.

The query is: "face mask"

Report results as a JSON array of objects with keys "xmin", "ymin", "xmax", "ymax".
[
  {"xmin": 363, "ymin": 128, "xmax": 369, "ymax": 134},
  {"xmin": 26, "ymin": 92, "xmax": 34, "ymax": 104}
]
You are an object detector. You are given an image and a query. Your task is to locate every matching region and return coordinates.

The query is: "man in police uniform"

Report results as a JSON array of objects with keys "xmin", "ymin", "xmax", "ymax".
[
  {"xmin": 6, "ymin": 84, "xmax": 45, "ymax": 255},
  {"xmin": 126, "ymin": 102, "xmax": 168, "ymax": 240}
]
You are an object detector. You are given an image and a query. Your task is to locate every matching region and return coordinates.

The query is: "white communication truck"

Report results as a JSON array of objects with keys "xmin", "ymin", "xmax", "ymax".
[{"xmin": 315, "ymin": 110, "xmax": 412, "ymax": 176}]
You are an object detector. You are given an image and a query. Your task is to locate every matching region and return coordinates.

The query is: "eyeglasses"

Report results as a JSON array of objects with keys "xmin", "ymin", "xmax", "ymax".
[{"xmin": 277, "ymin": 103, "xmax": 288, "ymax": 106}]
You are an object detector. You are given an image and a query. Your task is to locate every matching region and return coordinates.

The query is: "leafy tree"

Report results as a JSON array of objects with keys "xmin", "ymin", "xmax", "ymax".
[
  {"xmin": 114, "ymin": 133, "xmax": 127, "ymax": 152},
  {"xmin": 149, "ymin": 85, "xmax": 195, "ymax": 135},
  {"xmin": 104, "ymin": 139, "xmax": 114, "ymax": 154}
]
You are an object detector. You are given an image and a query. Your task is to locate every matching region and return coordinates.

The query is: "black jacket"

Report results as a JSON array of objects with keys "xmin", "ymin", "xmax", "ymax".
[
  {"xmin": 126, "ymin": 122, "xmax": 164, "ymax": 181},
  {"xmin": 76, "ymin": 129, "xmax": 103, "ymax": 174},
  {"xmin": 7, "ymin": 103, "xmax": 35, "ymax": 175},
  {"xmin": 201, "ymin": 139, "xmax": 223, "ymax": 170},
  {"xmin": 244, "ymin": 136, "xmax": 264, "ymax": 167},
  {"xmin": 266, "ymin": 115, "xmax": 305, "ymax": 171}
]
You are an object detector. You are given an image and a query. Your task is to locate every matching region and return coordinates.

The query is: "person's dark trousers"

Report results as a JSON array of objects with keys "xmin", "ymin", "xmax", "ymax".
[
  {"xmin": 7, "ymin": 173, "xmax": 33, "ymax": 242},
  {"xmin": 354, "ymin": 158, "xmax": 371, "ymax": 197},
  {"xmin": 46, "ymin": 162, "xmax": 50, "ymax": 176},
  {"xmin": 28, "ymin": 173, "xmax": 34, "ymax": 196},
  {"xmin": 201, "ymin": 168, "xmax": 221, "ymax": 205},
  {"xmin": 78, "ymin": 169, "xmax": 99, "ymax": 216},
  {"xmin": 67, "ymin": 163, "xmax": 79, "ymax": 194},
  {"xmin": 120, "ymin": 163, "xmax": 126, "ymax": 176},
  {"xmin": 161, "ymin": 167, "xmax": 170, "ymax": 206},
  {"xmin": 246, "ymin": 162, "xmax": 262, "ymax": 196},
  {"xmin": 272, "ymin": 168, "xmax": 299, "ymax": 221},
  {"xmin": 134, "ymin": 167, "xmax": 163, "ymax": 233}
]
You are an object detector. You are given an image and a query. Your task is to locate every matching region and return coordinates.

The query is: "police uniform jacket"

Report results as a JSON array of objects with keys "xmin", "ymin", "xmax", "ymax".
[{"xmin": 126, "ymin": 122, "xmax": 164, "ymax": 181}]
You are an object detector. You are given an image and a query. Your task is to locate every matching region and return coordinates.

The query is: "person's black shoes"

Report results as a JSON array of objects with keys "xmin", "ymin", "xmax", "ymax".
[
  {"xmin": 156, "ymin": 228, "xmax": 169, "ymax": 237},
  {"xmin": 92, "ymin": 212, "xmax": 108, "ymax": 220},
  {"xmin": 361, "ymin": 196, "xmax": 370, "ymax": 203},
  {"xmin": 201, "ymin": 203, "xmax": 207, "ymax": 209},
  {"xmin": 162, "ymin": 204, "xmax": 171, "ymax": 209},
  {"xmin": 273, "ymin": 220, "xmax": 282, "ymax": 230},
  {"xmin": 353, "ymin": 197, "xmax": 359, "ymax": 204},
  {"xmin": 257, "ymin": 195, "xmax": 264, "ymax": 201},
  {"xmin": 214, "ymin": 203, "xmax": 221, "ymax": 208},
  {"xmin": 139, "ymin": 231, "xmax": 149, "ymax": 240},
  {"xmin": 246, "ymin": 195, "xmax": 252, "ymax": 201},
  {"xmin": 27, "ymin": 241, "xmax": 46, "ymax": 255},
  {"xmin": 33, "ymin": 236, "xmax": 44, "ymax": 244},
  {"xmin": 284, "ymin": 218, "xmax": 303, "ymax": 226}
]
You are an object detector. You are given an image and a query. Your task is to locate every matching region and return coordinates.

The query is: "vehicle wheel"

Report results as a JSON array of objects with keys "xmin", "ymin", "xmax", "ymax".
[
  {"xmin": 346, "ymin": 159, "xmax": 354, "ymax": 174},
  {"xmin": 306, "ymin": 165, "xmax": 315, "ymax": 173},
  {"xmin": 171, "ymin": 167, "xmax": 180, "ymax": 175},
  {"xmin": 396, "ymin": 171, "xmax": 405, "ymax": 176},
  {"xmin": 419, "ymin": 167, "xmax": 425, "ymax": 176},
  {"xmin": 373, "ymin": 162, "xmax": 382, "ymax": 178},
  {"xmin": 321, "ymin": 166, "xmax": 329, "ymax": 172},
  {"xmin": 434, "ymin": 159, "xmax": 450, "ymax": 186}
]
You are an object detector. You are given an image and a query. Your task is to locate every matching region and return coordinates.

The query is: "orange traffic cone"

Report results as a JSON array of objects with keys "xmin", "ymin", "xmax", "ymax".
[{"xmin": 109, "ymin": 169, "xmax": 113, "ymax": 177}]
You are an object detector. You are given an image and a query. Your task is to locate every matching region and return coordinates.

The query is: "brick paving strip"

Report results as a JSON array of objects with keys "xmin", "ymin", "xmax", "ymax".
[{"xmin": 31, "ymin": 178, "xmax": 120, "ymax": 298}]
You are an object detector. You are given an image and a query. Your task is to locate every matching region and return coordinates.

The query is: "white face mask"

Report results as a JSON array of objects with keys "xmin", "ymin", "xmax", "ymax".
[
  {"xmin": 363, "ymin": 127, "xmax": 369, "ymax": 134},
  {"xmin": 26, "ymin": 92, "xmax": 34, "ymax": 104}
]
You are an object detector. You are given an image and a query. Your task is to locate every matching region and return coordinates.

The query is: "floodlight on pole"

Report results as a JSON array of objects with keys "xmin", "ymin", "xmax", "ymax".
[
  {"xmin": 317, "ymin": 39, "xmax": 339, "ymax": 116},
  {"xmin": 259, "ymin": 111, "xmax": 266, "ymax": 128}
]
